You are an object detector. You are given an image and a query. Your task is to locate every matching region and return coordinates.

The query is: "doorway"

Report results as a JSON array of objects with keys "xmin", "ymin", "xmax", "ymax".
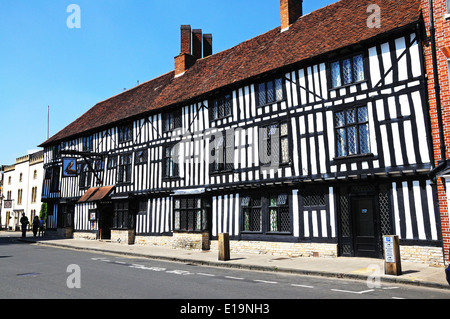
[
  {"xmin": 351, "ymin": 196, "xmax": 379, "ymax": 258},
  {"xmin": 98, "ymin": 203, "xmax": 113, "ymax": 240}
]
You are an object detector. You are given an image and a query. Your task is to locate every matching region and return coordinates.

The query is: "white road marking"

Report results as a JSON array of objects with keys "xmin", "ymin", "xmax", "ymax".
[
  {"xmin": 225, "ymin": 276, "xmax": 245, "ymax": 280},
  {"xmin": 254, "ymin": 280, "xmax": 278, "ymax": 284},
  {"xmin": 331, "ymin": 289, "xmax": 374, "ymax": 294},
  {"xmin": 291, "ymin": 284, "xmax": 314, "ymax": 289}
]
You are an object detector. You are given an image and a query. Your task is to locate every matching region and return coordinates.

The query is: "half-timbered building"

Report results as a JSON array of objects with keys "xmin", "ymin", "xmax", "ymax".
[{"xmin": 40, "ymin": 0, "xmax": 446, "ymax": 264}]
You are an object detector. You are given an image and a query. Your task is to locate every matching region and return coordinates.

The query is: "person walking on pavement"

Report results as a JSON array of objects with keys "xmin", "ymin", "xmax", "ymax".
[
  {"xmin": 38, "ymin": 218, "xmax": 45, "ymax": 237},
  {"xmin": 32, "ymin": 216, "xmax": 40, "ymax": 237},
  {"xmin": 20, "ymin": 213, "xmax": 29, "ymax": 238}
]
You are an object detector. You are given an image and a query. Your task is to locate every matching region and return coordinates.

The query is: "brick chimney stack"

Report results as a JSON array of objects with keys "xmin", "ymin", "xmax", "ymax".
[
  {"xmin": 174, "ymin": 25, "xmax": 213, "ymax": 77},
  {"xmin": 203, "ymin": 34, "xmax": 213, "ymax": 58},
  {"xmin": 280, "ymin": 0, "xmax": 303, "ymax": 32}
]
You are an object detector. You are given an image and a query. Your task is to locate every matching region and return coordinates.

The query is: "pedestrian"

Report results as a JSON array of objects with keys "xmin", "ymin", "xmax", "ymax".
[
  {"xmin": 39, "ymin": 218, "xmax": 45, "ymax": 237},
  {"xmin": 32, "ymin": 216, "xmax": 39, "ymax": 237},
  {"xmin": 20, "ymin": 213, "xmax": 29, "ymax": 238}
]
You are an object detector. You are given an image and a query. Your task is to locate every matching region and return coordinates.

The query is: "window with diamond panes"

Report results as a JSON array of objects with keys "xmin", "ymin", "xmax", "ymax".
[
  {"xmin": 163, "ymin": 144, "xmax": 179, "ymax": 178},
  {"xmin": 261, "ymin": 122, "xmax": 289, "ymax": 166},
  {"xmin": 212, "ymin": 131, "xmax": 234, "ymax": 172},
  {"xmin": 174, "ymin": 197, "xmax": 207, "ymax": 232},
  {"xmin": 210, "ymin": 94, "xmax": 232, "ymax": 121},
  {"xmin": 242, "ymin": 196, "xmax": 262, "ymax": 232},
  {"xmin": 119, "ymin": 123, "xmax": 133, "ymax": 143},
  {"xmin": 330, "ymin": 54, "xmax": 365, "ymax": 89},
  {"xmin": 163, "ymin": 110, "xmax": 182, "ymax": 132},
  {"xmin": 256, "ymin": 78, "xmax": 284, "ymax": 106},
  {"xmin": 335, "ymin": 106, "xmax": 370, "ymax": 157},
  {"xmin": 268, "ymin": 194, "xmax": 290, "ymax": 232},
  {"xmin": 117, "ymin": 153, "xmax": 132, "ymax": 184}
]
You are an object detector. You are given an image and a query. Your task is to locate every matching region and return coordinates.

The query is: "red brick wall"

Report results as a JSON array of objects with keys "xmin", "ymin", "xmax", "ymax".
[{"xmin": 421, "ymin": 0, "xmax": 450, "ymax": 261}]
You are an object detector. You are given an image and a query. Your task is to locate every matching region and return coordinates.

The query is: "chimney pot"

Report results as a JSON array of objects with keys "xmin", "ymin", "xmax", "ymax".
[
  {"xmin": 180, "ymin": 25, "xmax": 192, "ymax": 55},
  {"xmin": 203, "ymin": 34, "xmax": 213, "ymax": 58},
  {"xmin": 192, "ymin": 29, "xmax": 203, "ymax": 59}
]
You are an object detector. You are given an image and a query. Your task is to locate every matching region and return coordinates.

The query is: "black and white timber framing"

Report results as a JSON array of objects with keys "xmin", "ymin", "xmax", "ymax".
[{"xmin": 42, "ymin": 26, "xmax": 443, "ymax": 258}]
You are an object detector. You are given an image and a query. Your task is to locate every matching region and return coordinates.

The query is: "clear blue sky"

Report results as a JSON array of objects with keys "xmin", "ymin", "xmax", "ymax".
[{"xmin": 0, "ymin": 0, "xmax": 334, "ymax": 166}]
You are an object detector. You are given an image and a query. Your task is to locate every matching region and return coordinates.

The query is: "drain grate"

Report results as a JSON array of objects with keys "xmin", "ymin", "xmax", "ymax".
[{"xmin": 16, "ymin": 273, "xmax": 40, "ymax": 278}]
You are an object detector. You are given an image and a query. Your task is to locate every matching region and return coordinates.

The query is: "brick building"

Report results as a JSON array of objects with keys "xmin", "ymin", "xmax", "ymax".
[{"xmin": 422, "ymin": 0, "xmax": 450, "ymax": 261}]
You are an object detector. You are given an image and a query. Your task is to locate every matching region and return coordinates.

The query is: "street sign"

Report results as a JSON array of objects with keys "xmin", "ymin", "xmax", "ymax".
[
  {"xmin": 384, "ymin": 236, "xmax": 395, "ymax": 263},
  {"xmin": 383, "ymin": 235, "xmax": 402, "ymax": 276},
  {"xmin": 63, "ymin": 158, "xmax": 78, "ymax": 177}
]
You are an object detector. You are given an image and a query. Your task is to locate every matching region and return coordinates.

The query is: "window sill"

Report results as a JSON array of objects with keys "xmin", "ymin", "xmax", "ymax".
[
  {"xmin": 210, "ymin": 115, "xmax": 232, "ymax": 122},
  {"xmin": 333, "ymin": 153, "xmax": 374, "ymax": 162},
  {"xmin": 210, "ymin": 169, "xmax": 234, "ymax": 175},
  {"xmin": 329, "ymin": 80, "xmax": 368, "ymax": 91},
  {"xmin": 256, "ymin": 99, "xmax": 286, "ymax": 108},
  {"xmin": 445, "ymin": 13, "xmax": 450, "ymax": 21}
]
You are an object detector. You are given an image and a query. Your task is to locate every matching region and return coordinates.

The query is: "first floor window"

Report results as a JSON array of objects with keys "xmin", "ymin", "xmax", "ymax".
[
  {"xmin": 210, "ymin": 94, "xmax": 232, "ymax": 121},
  {"xmin": 261, "ymin": 122, "xmax": 290, "ymax": 166},
  {"xmin": 447, "ymin": 0, "xmax": 450, "ymax": 14},
  {"xmin": 163, "ymin": 110, "xmax": 182, "ymax": 132},
  {"xmin": 212, "ymin": 131, "xmax": 234, "ymax": 172},
  {"xmin": 335, "ymin": 106, "xmax": 370, "ymax": 157},
  {"xmin": 119, "ymin": 123, "xmax": 133, "ymax": 143},
  {"xmin": 330, "ymin": 53, "xmax": 365, "ymax": 88},
  {"xmin": 79, "ymin": 162, "xmax": 92, "ymax": 189},
  {"xmin": 174, "ymin": 197, "xmax": 207, "ymax": 232},
  {"xmin": 256, "ymin": 78, "xmax": 284, "ymax": 107},
  {"xmin": 163, "ymin": 144, "xmax": 179, "ymax": 178},
  {"xmin": 117, "ymin": 154, "xmax": 132, "ymax": 184}
]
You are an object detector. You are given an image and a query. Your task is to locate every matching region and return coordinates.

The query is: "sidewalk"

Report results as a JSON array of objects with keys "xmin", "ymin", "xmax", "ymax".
[{"xmin": 6, "ymin": 231, "xmax": 450, "ymax": 291}]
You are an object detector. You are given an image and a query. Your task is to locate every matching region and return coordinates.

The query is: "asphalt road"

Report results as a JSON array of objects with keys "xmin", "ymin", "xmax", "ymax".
[{"xmin": 1, "ymin": 234, "xmax": 449, "ymax": 305}]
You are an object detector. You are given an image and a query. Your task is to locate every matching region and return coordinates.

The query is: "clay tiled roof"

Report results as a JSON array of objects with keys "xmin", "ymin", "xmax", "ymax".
[{"xmin": 40, "ymin": 0, "xmax": 421, "ymax": 147}]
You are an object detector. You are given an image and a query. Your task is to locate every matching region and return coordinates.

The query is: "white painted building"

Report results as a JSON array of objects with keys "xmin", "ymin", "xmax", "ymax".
[{"xmin": 1, "ymin": 151, "xmax": 44, "ymax": 231}]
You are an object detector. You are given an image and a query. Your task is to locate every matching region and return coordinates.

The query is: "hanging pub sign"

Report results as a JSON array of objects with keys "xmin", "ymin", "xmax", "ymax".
[
  {"xmin": 4, "ymin": 200, "xmax": 12, "ymax": 209},
  {"xmin": 62, "ymin": 158, "xmax": 78, "ymax": 177}
]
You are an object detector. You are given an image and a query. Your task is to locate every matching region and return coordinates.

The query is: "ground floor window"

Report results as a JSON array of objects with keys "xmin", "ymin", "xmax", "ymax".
[
  {"xmin": 241, "ymin": 192, "xmax": 291, "ymax": 234},
  {"xmin": 113, "ymin": 201, "xmax": 135, "ymax": 229},
  {"xmin": 174, "ymin": 197, "xmax": 208, "ymax": 232}
]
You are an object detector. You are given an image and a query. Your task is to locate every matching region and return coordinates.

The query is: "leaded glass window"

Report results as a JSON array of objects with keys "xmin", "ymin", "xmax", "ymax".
[
  {"xmin": 174, "ymin": 197, "xmax": 207, "ymax": 232},
  {"xmin": 210, "ymin": 94, "xmax": 232, "ymax": 121},
  {"xmin": 163, "ymin": 110, "xmax": 182, "ymax": 132},
  {"xmin": 242, "ymin": 196, "xmax": 262, "ymax": 232},
  {"xmin": 212, "ymin": 131, "xmax": 234, "ymax": 172},
  {"xmin": 261, "ymin": 122, "xmax": 290, "ymax": 166},
  {"xmin": 268, "ymin": 194, "xmax": 290, "ymax": 232},
  {"xmin": 119, "ymin": 123, "xmax": 133, "ymax": 143},
  {"xmin": 335, "ymin": 106, "xmax": 370, "ymax": 157},
  {"xmin": 117, "ymin": 153, "xmax": 132, "ymax": 183},
  {"xmin": 163, "ymin": 144, "xmax": 179, "ymax": 178},
  {"xmin": 256, "ymin": 78, "xmax": 284, "ymax": 106},
  {"xmin": 330, "ymin": 53, "xmax": 365, "ymax": 88}
]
